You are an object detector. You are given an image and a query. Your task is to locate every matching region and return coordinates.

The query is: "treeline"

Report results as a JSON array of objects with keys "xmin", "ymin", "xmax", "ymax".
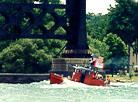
[
  {"xmin": 87, "ymin": 13, "xmax": 128, "ymax": 72},
  {"xmin": 0, "ymin": 0, "xmax": 137, "ymax": 73},
  {"xmin": 0, "ymin": 0, "xmax": 65, "ymax": 73}
]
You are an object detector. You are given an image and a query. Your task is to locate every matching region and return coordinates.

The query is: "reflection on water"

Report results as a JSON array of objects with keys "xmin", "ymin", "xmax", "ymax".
[{"xmin": 0, "ymin": 78, "xmax": 138, "ymax": 102}]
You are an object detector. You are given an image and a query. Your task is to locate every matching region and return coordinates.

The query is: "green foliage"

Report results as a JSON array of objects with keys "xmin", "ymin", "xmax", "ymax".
[
  {"xmin": 0, "ymin": 0, "xmax": 65, "ymax": 73},
  {"xmin": 86, "ymin": 13, "xmax": 109, "ymax": 40},
  {"xmin": 0, "ymin": 0, "xmax": 131, "ymax": 74},
  {"xmin": 0, "ymin": 39, "xmax": 65, "ymax": 73},
  {"xmin": 108, "ymin": 0, "xmax": 138, "ymax": 44},
  {"xmin": 103, "ymin": 33, "xmax": 128, "ymax": 58},
  {"xmin": 103, "ymin": 33, "xmax": 128, "ymax": 70},
  {"xmin": 0, "ymin": 41, "xmax": 13, "ymax": 51},
  {"xmin": 87, "ymin": 35, "xmax": 109, "ymax": 58},
  {"xmin": 86, "ymin": 12, "xmax": 128, "ymax": 65},
  {"xmin": 86, "ymin": 14, "xmax": 112, "ymax": 59}
]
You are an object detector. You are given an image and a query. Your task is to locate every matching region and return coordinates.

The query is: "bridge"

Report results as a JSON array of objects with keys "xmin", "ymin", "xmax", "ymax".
[{"xmin": 0, "ymin": 0, "xmax": 90, "ymax": 58}]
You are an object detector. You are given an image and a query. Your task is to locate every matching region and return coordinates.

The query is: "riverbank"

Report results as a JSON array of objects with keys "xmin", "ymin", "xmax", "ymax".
[
  {"xmin": 109, "ymin": 75, "xmax": 138, "ymax": 83},
  {"xmin": 0, "ymin": 73, "xmax": 138, "ymax": 84},
  {"xmin": 0, "ymin": 73, "xmax": 49, "ymax": 83}
]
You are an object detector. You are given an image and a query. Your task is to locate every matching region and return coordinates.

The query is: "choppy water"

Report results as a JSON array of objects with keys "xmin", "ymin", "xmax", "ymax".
[{"xmin": 0, "ymin": 78, "xmax": 138, "ymax": 102}]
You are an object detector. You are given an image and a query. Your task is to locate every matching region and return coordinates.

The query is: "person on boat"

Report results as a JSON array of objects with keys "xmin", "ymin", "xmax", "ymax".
[
  {"xmin": 95, "ymin": 71, "xmax": 99, "ymax": 79},
  {"xmin": 90, "ymin": 54, "xmax": 98, "ymax": 71},
  {"xmin": 94, "ymin": 56, "xmax": 106, "ymax": 80},
  {"xmin": 80, "ymin": 69, "xmax": 86, "ymax": 83},
  {"xmin": 95, "ymin": 56, "xmax": 104, "ymax": 71},
  {"xmin": 106, "ymin": 76, "xmax": 110, "ymax": 84}
]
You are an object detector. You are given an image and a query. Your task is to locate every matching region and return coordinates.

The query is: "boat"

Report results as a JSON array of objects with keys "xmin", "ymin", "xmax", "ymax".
[
  {"xmin": 50, "ymin": 72, "xmax": 63, "ymax": 84},
  {"xmin": 71, "ymin": 69, "xmax": 82, "ymax": 82},
  {"xmin": 71, "ymin": 66, "xmax": 110, "ymax": 86},
  {"xmin": 50, "ymin": 56, "xmax": 110, "ymax": 86},
  {"xmin": 50, "ymin": 65, "xmax": 110, "ymax": 86}
]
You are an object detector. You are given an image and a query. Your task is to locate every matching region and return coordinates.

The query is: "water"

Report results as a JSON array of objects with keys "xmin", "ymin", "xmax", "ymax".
[{"xmin": 0, "ymin": 78, "xmax": 138, "ymax": 102}]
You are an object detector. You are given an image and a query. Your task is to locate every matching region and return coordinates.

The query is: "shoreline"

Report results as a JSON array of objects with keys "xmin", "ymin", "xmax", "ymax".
[
  {"xmin": 109, "ymin": 75, "xmax": 138, "ymax": 83},
  {"xmin": 0, "ymin": 73, "xmax": 138, "ymax": 84},
  {"xmin": 0, "ymin": 73, "xmax": 49, "ymax": 83}
]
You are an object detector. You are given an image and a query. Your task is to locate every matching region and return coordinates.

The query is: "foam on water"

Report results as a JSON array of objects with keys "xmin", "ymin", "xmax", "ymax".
[
  {"xmin": 28, "ymin": 77, "xmax": 138, "ymax": 90},
  {"xmin": 110, "ymin": 82, "xmax": 135, "ymax": 87},
  {"xmin": 39, "ymin": 78, "xmax": 138, "ymax": 89},
  {"xmin": 130, "ymin": 83, "xmax": 138, "ymax": 88},
  {"xmin": 40, "ymin": 78, "xmax": 92, "ymax": 89},
  {"xmin": 0, "ymin": 79, "xmax": 138, "ymax": 102}
]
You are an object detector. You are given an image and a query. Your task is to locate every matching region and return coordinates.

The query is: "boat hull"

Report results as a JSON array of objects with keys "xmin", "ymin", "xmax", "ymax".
[
  {"xmin": 84, "ymin": 74, "xmax": 105, "ymax": 86},
  {"xmin": 50, "ymin": 73, "xmax": 63, "ymax": 84},
  {"xmin": 71, "ymin": 71, "xmax": 82, "ymax": 82},
  {"xmin": 71, "ymin": 71, "xmax": 106, "ymax": 86},
  {"xmin": 50, "ymin": 71, "xmax": 109, "ymax": 86}
]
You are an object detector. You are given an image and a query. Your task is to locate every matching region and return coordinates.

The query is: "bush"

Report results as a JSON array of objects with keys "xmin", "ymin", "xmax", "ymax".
[{"xmin": 0, "ymin": 39, "xmax": 52, "ymax": 73}]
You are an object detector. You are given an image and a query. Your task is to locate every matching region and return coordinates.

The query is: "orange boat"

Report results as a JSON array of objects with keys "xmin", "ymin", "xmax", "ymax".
[
  {"xmin": 71, "ymin": 70, "xmax": 82, "ymax": 82},
  {"xmin": 49, "ymin": 65, "xmax": 110, "ymax": 86},
  {"xmin": 50, "ymin": 72, "xmax": 63, "ymax": 84},
  {"xmin": 83, "ymin": 72, "xmax": 105, "ymax": 86},
  {"xmin": 70, "ymin": 66, "xmax": 110, "ymax": 86}
]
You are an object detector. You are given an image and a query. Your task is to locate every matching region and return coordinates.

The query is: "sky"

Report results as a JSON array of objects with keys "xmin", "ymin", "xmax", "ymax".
[
  {"xmin": 61, "ymin": 0, "xmax": 116, "ymax": 14},
  {"xmin": 86, "ymin": 0, "xmax": 116, "ymax": 14}
]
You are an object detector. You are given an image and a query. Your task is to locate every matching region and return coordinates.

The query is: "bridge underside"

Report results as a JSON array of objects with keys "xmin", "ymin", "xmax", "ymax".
[{"xmin": 0, "ymin": 0, "xmax": 90, "ymax": 58}]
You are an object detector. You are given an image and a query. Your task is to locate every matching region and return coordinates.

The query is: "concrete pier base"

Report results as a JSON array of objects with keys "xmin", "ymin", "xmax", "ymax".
[{"xmin": 52, "ymin": 58, "xmax": 90, "ymax": 76}]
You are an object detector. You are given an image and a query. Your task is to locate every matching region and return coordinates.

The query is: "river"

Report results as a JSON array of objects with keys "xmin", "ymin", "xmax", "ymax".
[{"xmin": 0, "ymin": 78, "xmax": 138, "ymax": 102}]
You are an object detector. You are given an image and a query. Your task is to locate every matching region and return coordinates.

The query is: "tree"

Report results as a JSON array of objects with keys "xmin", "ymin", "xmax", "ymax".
[
  {"xmin": 103, "ymin": 33, "xmax": 128, "ymax": 73},
  {"xmin": 0, "ymin": 0, "xmax": 65, "ymax": 73},
  {"xmin": 107, "ymin": 0, "xmax": 138, "ymax": 69},
  {"xmin": 86, "ymin": 13, "xmax": 109, "ymax": 41},
  {"xmin": 0, "ymin": 38, "xmax": 67, "ymax": 73},
  {"xmin": 103, "ymin": 33, "xmax": 128, "ymax": 58},
  {"xmin": 0, "ymin": 39, "xmax": 51, "ymax": 73},
  {"xmin": 86, "ymin": 13, "xmax": 111, "ymax": 58},
  {"xmin": 87, "ymin": 35, "xmax": 109, "ymax": 58},
  {"xmin": 108, "ymin": 0, "xmax": 138, "ymax": 45}
]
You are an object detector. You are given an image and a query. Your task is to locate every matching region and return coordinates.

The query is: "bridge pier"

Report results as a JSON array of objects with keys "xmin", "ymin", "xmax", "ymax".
[
  {"xmin": 52, "ymin": 58, "xmax": 90, "ymax": 76},
  {"xmin": 52, "ymin": 0, "xmax": 91, "ymax": 75}
]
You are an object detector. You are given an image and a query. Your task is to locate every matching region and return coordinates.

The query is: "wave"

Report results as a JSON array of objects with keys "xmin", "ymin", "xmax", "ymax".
[
  {"xmin": 40, "ymin": 78, "xmax": 108, "ymax": 89},
  {"xmin": 109, "ymin": 82, "xmax": 138, "ymax": 88}
]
